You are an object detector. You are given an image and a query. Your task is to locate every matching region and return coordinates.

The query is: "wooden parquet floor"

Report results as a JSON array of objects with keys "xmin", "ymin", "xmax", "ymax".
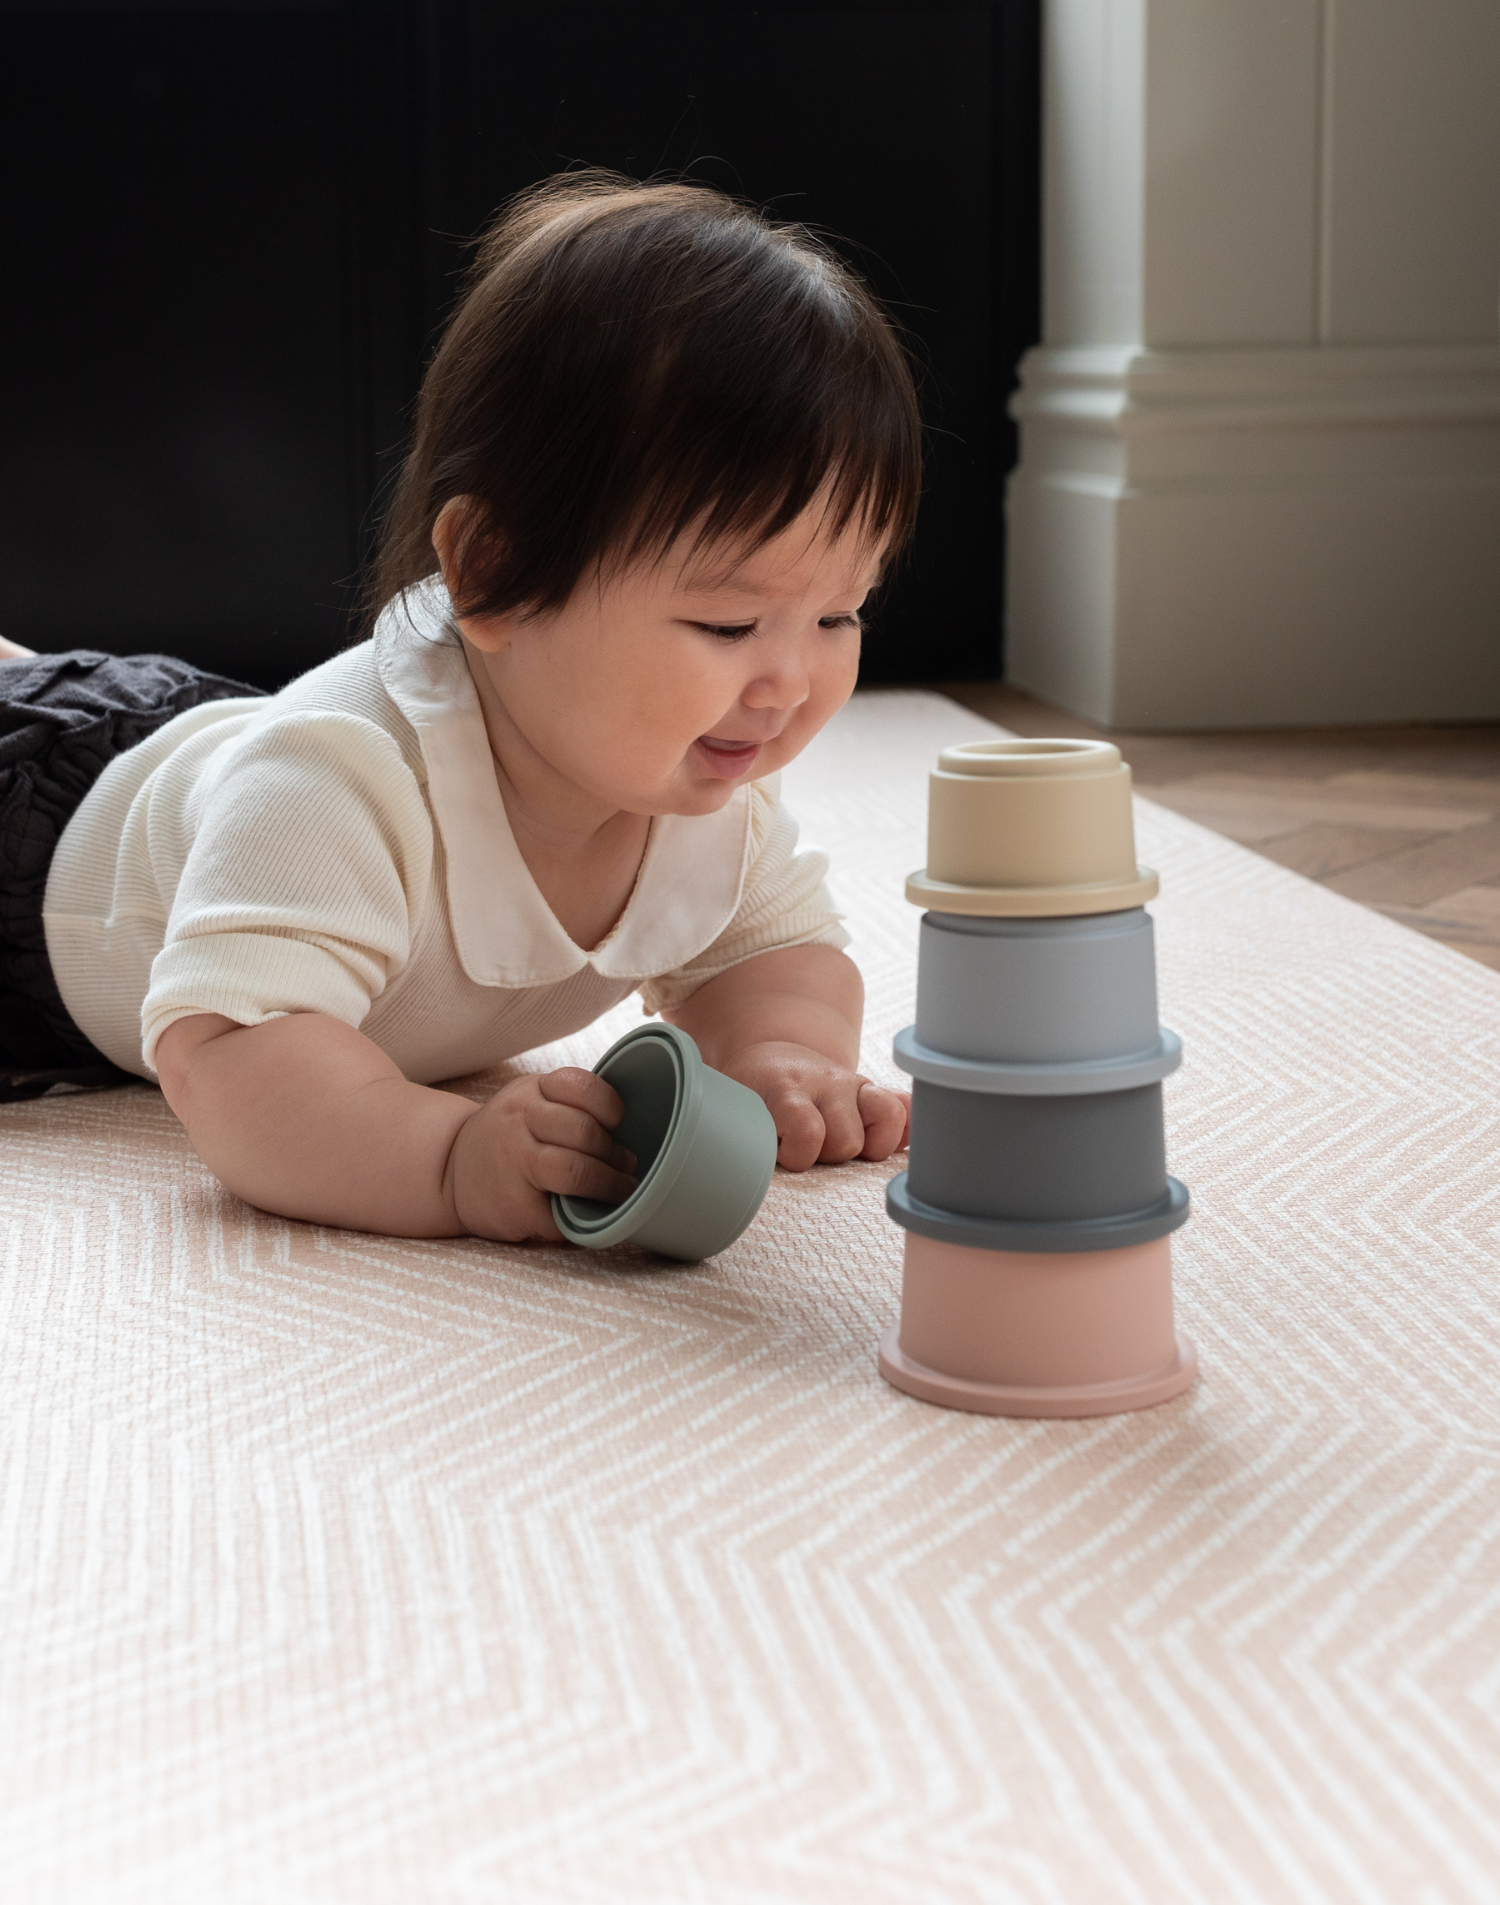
[{"xmin": 941, "ymin": 682, "xmax": 1500, "ymax": 973}]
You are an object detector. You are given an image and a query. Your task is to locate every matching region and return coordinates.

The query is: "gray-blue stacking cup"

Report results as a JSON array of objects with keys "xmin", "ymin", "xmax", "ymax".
[
  {"xmin": 915, "ymin": 908, "xmax": 1160, "ymax": 1063},
  {"xmin": 552, "ymin": 1023, "xmax": 778, "ymax": 1262}
]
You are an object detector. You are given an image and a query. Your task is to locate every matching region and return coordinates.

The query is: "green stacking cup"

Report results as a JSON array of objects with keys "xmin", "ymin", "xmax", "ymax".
[{"xmin": 552, "ymin": 1023, "xmax": 778, "ymax": 1262}]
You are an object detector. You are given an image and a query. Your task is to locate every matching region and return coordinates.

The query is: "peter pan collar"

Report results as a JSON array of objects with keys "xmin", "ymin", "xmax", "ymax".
[{"xmin": 373, "ymin": 581, "xmax": 753, "ymax": 989}]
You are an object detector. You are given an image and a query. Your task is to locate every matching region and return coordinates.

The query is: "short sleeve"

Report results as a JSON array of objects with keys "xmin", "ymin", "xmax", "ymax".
[
  {"xmin": 638, "ymin": 783, "xmax": 850, "ymax": 1014},
  {"xmin": 139, "ymin": 712, "xmax": 434, "ymax": 1070}
]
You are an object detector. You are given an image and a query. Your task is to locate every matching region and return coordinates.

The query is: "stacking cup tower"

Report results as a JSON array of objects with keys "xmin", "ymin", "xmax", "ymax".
[{"xmin": 878, "ymin": 738, "xmax": 1197, "ymax": 1418}]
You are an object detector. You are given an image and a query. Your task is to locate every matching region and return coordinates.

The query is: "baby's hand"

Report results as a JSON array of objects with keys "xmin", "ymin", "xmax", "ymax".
[
  {"xmin": 724, "ymin": 1041, "xmax": 910, "ymax": 1171},
  {"xmin": 448, "ymin": 1068, "xmax": 638, "ymax": 1242}
]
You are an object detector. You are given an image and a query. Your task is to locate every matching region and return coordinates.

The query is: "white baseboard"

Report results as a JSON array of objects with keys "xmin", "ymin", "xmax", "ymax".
[{"xmin": 1004, "ymin": 344, "xmax": 1500, "ymax": 729}]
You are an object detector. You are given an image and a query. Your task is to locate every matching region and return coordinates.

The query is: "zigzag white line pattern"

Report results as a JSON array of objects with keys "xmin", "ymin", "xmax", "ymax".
[{"xmin": 3, "ymin": 689, "xmax": 1499, "ymax": 1902}]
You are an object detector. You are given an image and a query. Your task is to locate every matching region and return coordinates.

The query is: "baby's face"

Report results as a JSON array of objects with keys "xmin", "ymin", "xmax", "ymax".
[{"xmin": 458, "ymin": 502, "xmax": 880, "ymax": 818}]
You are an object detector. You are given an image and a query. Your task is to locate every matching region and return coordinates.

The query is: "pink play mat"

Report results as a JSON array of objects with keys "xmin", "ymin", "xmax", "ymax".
[{"xmin": 4, "ymin": 692, "xmax": 1498, "ymax": 1902}]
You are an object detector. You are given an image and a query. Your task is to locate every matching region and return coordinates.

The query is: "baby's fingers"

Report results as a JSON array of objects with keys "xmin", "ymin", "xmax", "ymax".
[
  {"xmin": 815, "ymin": 1084, "xmax": 869, "ymax": 1164},
  {"xmin": 773, "ymin": 1094, "xmax": 827, "ymax": 1172},
  {"xmin": 529, "ymin": 1096, "xmax": 636, "ymax": 1175},
  {"xmin": 538, "ymin": 1066, "xmax": 627, "ymax": 1131},
  {"xmin": 532, "ymin": 1069, "xmax": 636, "ymax": 1195},
  {"xmin": 857, "ymin": 1084, "xmax": 909, "ymax": 1161},
  {"xmin": 532, "ymin": 1140, "xmax": 638, "ymax": 1208}
]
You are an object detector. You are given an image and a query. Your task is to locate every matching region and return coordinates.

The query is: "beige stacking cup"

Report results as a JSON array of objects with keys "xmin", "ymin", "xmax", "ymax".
[{"xmin": 906, "ymin": 738, "xmax": 1159, "ymax": 916}]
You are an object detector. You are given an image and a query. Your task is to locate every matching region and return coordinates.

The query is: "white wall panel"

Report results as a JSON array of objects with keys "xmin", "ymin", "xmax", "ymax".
[
  {"xmin": 1043, "ymin": 0, "xmax": 1145, "ymax": 344},
  {"xmin": 1013, "ymin": 0, "xmax": 1500, "ymax": 726},
  {"xmin": 1143, "ymin": 0, "xmax": 1321, "ymax": 346},
  {"xmin": 1323, "ymin": 0, "xmax": 1500, "ymax": 343}
]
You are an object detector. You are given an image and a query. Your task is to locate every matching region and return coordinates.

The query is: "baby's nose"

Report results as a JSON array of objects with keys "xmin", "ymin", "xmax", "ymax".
[{"xmin": 743, "ymin": 655, "xmax": 810, "ymax": 708}]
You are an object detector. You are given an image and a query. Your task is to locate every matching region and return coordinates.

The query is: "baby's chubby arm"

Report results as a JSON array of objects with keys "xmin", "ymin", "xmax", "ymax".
[
  {"xmin": 664, "ymin": 944, "xmax": 909, "ymax": 1169},
  {"xmin": 155, "ymin": 1012, "xmax": 637, "ymax": 1241},
  {"xmin": 154, "ymin": 944, "xmax": 899, "ymax": 1237}
]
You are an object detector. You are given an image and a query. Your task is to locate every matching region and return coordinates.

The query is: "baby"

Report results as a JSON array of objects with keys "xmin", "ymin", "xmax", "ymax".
[{"xmin": 0, "ymin": 172, "xmax": 921, "ymax": 1243}]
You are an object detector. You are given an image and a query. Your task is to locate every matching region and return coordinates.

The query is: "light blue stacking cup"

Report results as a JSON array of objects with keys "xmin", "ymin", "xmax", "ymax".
[{"xmin": 552, "ymin": 1023, "xmax": 778, "ymax": 1262}]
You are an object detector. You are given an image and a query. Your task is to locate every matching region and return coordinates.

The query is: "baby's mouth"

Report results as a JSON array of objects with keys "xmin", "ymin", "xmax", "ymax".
[{"xmin": 694, "ymin": 734, "xmax": 766, "ymax": 779}]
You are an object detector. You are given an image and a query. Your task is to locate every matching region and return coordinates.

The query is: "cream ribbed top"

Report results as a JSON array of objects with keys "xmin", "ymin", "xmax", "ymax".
[{"xmin": 43, "ymin": 585, "xmax": 849, "ymax": 1083}]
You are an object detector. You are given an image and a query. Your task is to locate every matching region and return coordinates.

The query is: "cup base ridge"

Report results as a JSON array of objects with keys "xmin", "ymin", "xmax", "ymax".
[
  {"xmin": 878, "ymin": 1327, "xmax": 1198, "ymax": 1418},
  {"xmin": 887, "ymin": 1172, "xmax": 1191, "ymax": 1253},
  {"xmin": 906, "ymin": 865, "xmax": 1159, "ymax": 917},
  {"xmin": 894, "ymin": 1024, "xmax": 1182, "ymax": 1095}
]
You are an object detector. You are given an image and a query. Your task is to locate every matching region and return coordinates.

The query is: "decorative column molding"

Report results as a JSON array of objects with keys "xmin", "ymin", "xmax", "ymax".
[{"xmin": 1006, "ymin": 0, "xmax": 1500, "ymax": 729}]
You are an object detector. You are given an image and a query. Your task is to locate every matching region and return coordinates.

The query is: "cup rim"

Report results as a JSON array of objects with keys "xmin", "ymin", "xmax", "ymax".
[{"xmin": 936, "ymin": 738, "xmax": 1122, "ymax": 780}]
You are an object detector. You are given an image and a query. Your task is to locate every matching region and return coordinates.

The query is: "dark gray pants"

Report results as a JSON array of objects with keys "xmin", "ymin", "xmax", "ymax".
[{"xmin": 0, "ymin": 650, "xmax": 261, "ymax": 1100}]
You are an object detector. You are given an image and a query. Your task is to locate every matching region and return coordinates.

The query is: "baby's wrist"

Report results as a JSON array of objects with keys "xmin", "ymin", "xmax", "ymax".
[
  {"xmin": 721, "ymin": 1038, "xmax": 855, "ymax": 1091},
  {"xmin": 441, "ymin": 1101, "xmax": 489, "ymax": 1235},
  {"xmin": 721, "ymin": 1035, "xmax": 812, "ymax": 1073}
]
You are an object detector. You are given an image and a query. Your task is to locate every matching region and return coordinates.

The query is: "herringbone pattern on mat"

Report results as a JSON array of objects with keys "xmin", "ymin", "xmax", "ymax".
[{"xmin": 3, "ymin": 692, "xmax": 1499, "ymax": 1903}]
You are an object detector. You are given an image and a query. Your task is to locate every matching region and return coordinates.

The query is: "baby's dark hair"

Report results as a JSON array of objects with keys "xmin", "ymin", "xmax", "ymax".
[{"xmin": 370, "ymin": 170, "xmax": 922, "ymax": 625}]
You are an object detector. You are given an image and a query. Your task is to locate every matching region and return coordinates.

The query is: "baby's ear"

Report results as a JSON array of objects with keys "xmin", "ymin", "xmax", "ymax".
[
  {"xmin": 432, "ymin": 495, "xmax": 509, "ymax": 604},
  {"xmin": 431, "ymin": 495, "xmax": 484, "ymax": 592},
  {"xmin": 433, "ymin": 499, "xmax": 516, "ymax": 652}
]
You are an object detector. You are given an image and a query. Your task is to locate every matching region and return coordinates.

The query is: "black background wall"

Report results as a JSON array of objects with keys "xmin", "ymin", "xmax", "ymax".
[{"xmin": 0, "ymin": 0, "xmax": 1040, "ymax": 691}]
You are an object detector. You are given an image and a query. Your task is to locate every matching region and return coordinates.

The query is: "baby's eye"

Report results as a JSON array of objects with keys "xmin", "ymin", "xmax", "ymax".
[
  {"xmin": 819, "ymin": 613, "xmax": 862, "ymax": 630},
  {"xmin": 695, "ymin": 621, "xmax": 757, "ymax": 642}
]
